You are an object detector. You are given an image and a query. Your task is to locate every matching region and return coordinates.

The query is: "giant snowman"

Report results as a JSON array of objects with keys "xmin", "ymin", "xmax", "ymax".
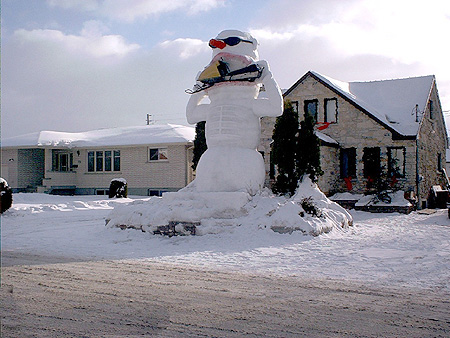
[
  {"xmin": 106, "ymin": 30, "xmax": 353, "ymax": 235},
  {"xmin": 185, "ymin": 30, "xmax": 283, "ymax": 192}
]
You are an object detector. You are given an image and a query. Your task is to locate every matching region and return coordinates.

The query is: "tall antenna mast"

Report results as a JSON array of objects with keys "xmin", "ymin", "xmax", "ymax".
[{"xmin": 146, "ymin": 114, "xmax": 154, "ymax": 125}]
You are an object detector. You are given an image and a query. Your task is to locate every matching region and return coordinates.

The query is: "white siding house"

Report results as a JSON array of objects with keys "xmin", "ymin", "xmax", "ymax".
[{"xmin": 1, "ymin": 124, "xmax": 195, "ymax": 196}]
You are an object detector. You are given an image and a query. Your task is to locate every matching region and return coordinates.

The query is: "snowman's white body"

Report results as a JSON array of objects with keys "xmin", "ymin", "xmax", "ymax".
[{"xmin": 186, "ymin": 30, "xmax": 283, "ymax": 192}]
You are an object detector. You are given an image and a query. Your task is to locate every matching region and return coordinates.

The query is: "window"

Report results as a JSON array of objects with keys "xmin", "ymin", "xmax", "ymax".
[
  {"xmin": 114, "ymin": 150, "xmax": 121, "ymax": 171},
  {"xmin": 149, "ymin": 148, "xmax": 168, "ymax": 161},
  {"xmin": 438, "ymin": 153, "xmax": 443, "ymax": 171},
  {"xmin": 88, "ymin": 152, "xmax": 95, "ymax": 172},
  {"xmin": 340, "ymin": 148, "xmax": 356, "ymax": 178},
  {"xmin": 105, "ymin": 151, "xmax": 112, "ymax": 171},
  {"xmin": 52, "ymin": 151, "xmax": 73, "ymax": 172},
  {"xmin": 363, "ymin": 147, "xmax": 381, "ymax": 179},
  {"xmin": 388, "ymin": 147, "xmax": 406, "ymax": 178},
  {"xmin": 148, "ymin": 189, "xmax": 167, "ymax": 197},
  {"xmin": 429, "ymin": 100, "xmax": 434, "ymax": 120},
  {"xmin": 304, "ymin": 99, "xmax": 318, "ymax": 122},
  {"xmin": 324, "ymin": 98, "xmax": 338, "ymax": 123},
  {"xmin": 88, "ymin": 150, "xmax": 120, "ymax": 172},
  {"xmin": 96, "ymin": 151, "xmax": 103, "ymax": 172}
]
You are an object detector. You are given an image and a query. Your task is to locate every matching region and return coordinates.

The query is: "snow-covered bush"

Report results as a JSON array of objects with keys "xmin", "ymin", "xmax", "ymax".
[
  {"xmin": 270, "ymin": 177, "xmax": 353, "ymax": 235},
  {"xmin": 109, "ymin": 178, "xmax": 127, "ymax": 198},
  {"xmin": 0, "ymin": 178, "xmax": 13, "ymax": 213}
]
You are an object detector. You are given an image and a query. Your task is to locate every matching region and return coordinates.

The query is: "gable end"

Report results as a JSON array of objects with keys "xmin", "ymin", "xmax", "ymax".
[{"xmin": 284, "ymin": 71, "xmax": 413, "ymax": 139}]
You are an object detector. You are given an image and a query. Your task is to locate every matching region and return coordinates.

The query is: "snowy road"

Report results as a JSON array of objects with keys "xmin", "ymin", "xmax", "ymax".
[
  {"xmin": 2, "ymin": 259, "xmax": 449, "ymax": 337},
  {"xmin": 1, "ymin": 193, "xmax": 450, "ymax": 336}
]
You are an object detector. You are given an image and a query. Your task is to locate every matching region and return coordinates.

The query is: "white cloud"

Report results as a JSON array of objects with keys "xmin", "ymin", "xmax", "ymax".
[
  {"xmin": 253, "ymin": 0, "xmax": 450, "ymax": 64},
  {"xmin": 13, "ymin": 26, "xmax": 140, "ymax": 59},
  {"xmin": 2, "ymin": 30, "xmax": 209, "ymax": 138},
  {"xmin": 250, "ymin": 0, "xmax": 450, "ymax": 113},
  {"xmin": 159, "ymin": 38, "xmax": 209, "ymax": 60},
  {"xmin": 186, "ymin": 0, "xmax": 226, "ymax": 15},
  {"xmin": 46, "ymin": 0, "xmax": 99, "ymax": 11},
  {"xmin": 100, "ymin": 0, "xmax": 184, "ymax": 22},
  {"xmin": 101, "ymin": 0, "xmax": 225, "ymax": 22},
  {"xmin": 5, "ymin": 0, "xmax": 450, "ymax": 138},
  {"xmin": 80, "ymin": 20, "xmax": 110, "ymax": 37},
  {"xmin": 47, "ymin": 0, "xmax": 226, "ymax": 22}
]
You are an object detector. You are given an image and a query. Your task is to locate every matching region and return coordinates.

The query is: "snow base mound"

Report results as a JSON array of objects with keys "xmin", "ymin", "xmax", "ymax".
[{"xmin": 105, "ymin": 177, "xmax": 352, "ymax": 236}]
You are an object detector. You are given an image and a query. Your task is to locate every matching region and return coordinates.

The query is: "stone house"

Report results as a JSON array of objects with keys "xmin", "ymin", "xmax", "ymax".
[
  {"xmin": 1, "ymin": 124, "xmax": 195, "ymax": 196},
  {"xmin": 260, "ymin": 71, "xmax": 448, "ymax": 208}
]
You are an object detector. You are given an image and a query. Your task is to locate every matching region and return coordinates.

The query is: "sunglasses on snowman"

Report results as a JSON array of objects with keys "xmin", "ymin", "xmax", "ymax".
[{"xmin": 209, "ymin": 37, "xmax": 253, "ymax": 48}]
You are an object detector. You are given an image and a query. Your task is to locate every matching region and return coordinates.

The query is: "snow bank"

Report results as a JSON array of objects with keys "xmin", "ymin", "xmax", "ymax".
[
  {"xmin": 106, "ymin": 191, "xmax": 251, "ymax": 231},
  {"xmin": 270, "ymin": 177, "xmax": 353, "ymax": 235},
  {"xmin": 106, "ymin": 177, "xmax": 352, "ymax": 236},
  {"xmin": 6, "ymin": 193, "xmax": 136, "ymax": 216},
  {"xmin": 355, "ymin": 191, "xmax": 412, "ymax": 207},
  {"xmin": 3, "ymin": 193, "xmax": 449, "ymax": 290}
]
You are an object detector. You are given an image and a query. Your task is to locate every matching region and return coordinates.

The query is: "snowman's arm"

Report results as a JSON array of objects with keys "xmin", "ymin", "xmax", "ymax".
[
  {"xmin": 253, "ymin": 61, "xmax": 283, "ymax": 117},
  {"xmin": 186, "ymin": 92, "xmax": 209, "ymax": 124}
]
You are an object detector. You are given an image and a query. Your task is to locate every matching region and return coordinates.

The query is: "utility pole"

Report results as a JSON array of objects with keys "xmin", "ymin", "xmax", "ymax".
[{"xmin": 146, "ymin": 114, "xmax": 154, "ymax": 125}]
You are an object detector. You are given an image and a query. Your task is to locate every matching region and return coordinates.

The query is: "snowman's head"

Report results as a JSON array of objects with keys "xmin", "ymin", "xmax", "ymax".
[{"xmin": 209, "ymin": 30, "xmax": 259, "ymax": 61}]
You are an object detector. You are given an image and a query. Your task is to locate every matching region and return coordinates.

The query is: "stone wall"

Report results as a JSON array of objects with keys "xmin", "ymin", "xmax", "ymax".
[
  {"xmin": 260, "ymin": 74, "xmax": 447, "ymax": 200},
  {"xmin": 317, "ymin": 145, "xmax": 340, "ymax": 195},
  {"xmin": 416, "ymin": 81, "xmax": 448, "ymax": 206}
]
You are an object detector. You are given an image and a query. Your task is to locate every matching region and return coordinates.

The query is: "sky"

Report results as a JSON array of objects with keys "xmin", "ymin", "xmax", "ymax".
[{"xmin": 2, "ymin": 0, "xmax": 450, "ymax": 139}]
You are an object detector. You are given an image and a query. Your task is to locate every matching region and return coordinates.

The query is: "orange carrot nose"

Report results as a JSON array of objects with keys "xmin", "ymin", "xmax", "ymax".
[{"xmin": 209, "ymin": 39, "xmax": 226, "ymax": 49}]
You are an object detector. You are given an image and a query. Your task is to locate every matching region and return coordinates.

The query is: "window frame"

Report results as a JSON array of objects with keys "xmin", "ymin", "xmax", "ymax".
[
  {"xmin": 304, "ymin": 99, "xmax": 318, "ymax": 123},
  {"xmin": 96, "ymin": 151, "xmax": 104, "ymax": 172},
  {"xmin": 113, "ymin": 150, "xmax": 121, "ymax": 171},
  {"xmin": 429, "ymin": 100, "xmax": 434, "ymax": 120},
  {"xmin": 105, "ymin": 150, "xmax": 112, "ymax": 172},
  {"xmin": 96, "ymin": 189, "xmax": 109, "ymax": 196},
  {"xmin": 324, "ymin": 98, "xmax": 338, "ymax": 123},
  {"xmin": 387, "ymin": 147, "xmax": 406, "ymax": 178},
  {"xmin": 87, "ymin": 150, "xmax": 121, "ymax": 172},
  {"xmin": 148, "ymin": 189, "xmax": 167, "ymax": 197},
  {"xmin": 148, "ymin": 148, "xmax": 168, "ymax": 162}
]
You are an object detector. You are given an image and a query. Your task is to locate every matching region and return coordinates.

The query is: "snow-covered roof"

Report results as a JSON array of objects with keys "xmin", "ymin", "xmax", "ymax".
[
  {"xmin": 2, "ymin": 124, "xmax": 195, "ymax": 148},
  {"xmin": 288, "ymin": 71, "xmax": 436, "ymax": 137}
]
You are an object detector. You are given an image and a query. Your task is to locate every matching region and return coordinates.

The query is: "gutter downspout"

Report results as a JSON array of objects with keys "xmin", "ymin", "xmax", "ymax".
[{"xmin": 416, "ymin": 135, "xmax": 420, "ymax": 209}]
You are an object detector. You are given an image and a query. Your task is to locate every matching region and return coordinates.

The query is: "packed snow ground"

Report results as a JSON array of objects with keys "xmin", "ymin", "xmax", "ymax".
[{"xmin": 1, "ymin": 193, "xmax": 449, "ymax": 291}]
